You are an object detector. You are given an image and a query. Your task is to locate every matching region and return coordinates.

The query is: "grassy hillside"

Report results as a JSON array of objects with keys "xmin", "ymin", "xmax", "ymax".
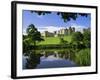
[
  {"xmin": 37, "ymin": 35, "xmax": 72, "ymax": 45},
  {"xmin": 63, "ymin": 35, "xmax": 72, "ymax": 42}
]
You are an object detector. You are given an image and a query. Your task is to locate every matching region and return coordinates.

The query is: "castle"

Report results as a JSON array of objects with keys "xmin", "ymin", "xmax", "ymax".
[{"xmin": 41, "ymin": 27, "xmax": 75, "ymax": 37}]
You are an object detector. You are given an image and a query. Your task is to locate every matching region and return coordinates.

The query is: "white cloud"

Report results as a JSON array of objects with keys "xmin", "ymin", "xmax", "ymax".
[
  {"xmin": 38, "ymin": 24, "xmax": 87, "ymax": 33},
  {"xmin": 23, "ymin": 24, "xmax": 89, "ymax": 35},
  {"xmin": 70, "ymin": 24, "xmax": 88, "ymax": 33},
  {"xmin": 37, "ymin": 15, "xmax": 43, "ymax": 18},
  {"xmin": 23, "ymin": 28, "xmax": 27, "ymax": 35},
  {"xmin": 38, "ymin": 26, "xmax": 65, "ymax": 33},
  {"xmin": 23, "ymin": 26, "xmax": 64, "ymax": 34}
]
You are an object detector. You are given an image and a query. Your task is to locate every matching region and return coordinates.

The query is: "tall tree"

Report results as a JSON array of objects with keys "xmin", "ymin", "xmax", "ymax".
[
  {"xmin": 27, "ymin": 24, "xmax": 44, "ymax": 46},
  {"xmin": 72, "ymin": 32, "xmax": 83, "ymax": 42},
  {"xmin": 83, "ymin": 30, "xmax": 91, "ymax": 48},
  {"xmin": 71, "ymin": 32, "xmax": 83, "ymax": 48}
]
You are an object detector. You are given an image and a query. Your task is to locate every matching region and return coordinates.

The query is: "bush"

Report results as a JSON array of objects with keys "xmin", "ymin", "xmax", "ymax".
[
  {"xmin": 75, "ymin": 48, "xmax": 91, "ymax": 66},
  {"xmin": 83, "ymin": 30, "xmax": 91, "ymax": 48}
]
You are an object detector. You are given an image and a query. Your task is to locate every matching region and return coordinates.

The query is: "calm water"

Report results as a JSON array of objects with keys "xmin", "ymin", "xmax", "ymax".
[{"xmin": 23, "ymin": 49, "xmax": 79, "ymax": 69}]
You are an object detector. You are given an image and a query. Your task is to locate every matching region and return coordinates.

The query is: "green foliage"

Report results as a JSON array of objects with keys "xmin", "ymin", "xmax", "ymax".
[
  {"xmin": 83, "ymin": 30, "xmax": 91, "ymax": 48},
  {"xmin": 27, "ymin": 24, "xmax": 37, "ymax": 36},
  {"xmin": 23, "ymin": 24, "xmax": 44, "ymax": 52},
  {"xmin": 71, "ymin": 32, "xmax": 84, "ymax": 49},
  {"xmin": 59, "ymin": 37, "xmax": 68, "ymax": 44},
  {"xmin": 75, "ymin": 48, "xmax": 91, "ymax": 66},
  {"xmin": 83, "ymin": 30, "xmax": 91, "ymax": 41},
  {"xmin": 23, "ymin": 37, "xmax": 31, "ymax": 53},
  {"xmin": 72, "ymin": 32, "xmax": 83, "ymax": 42},
  {"xmin": 26, "ymin": 51, "xmax": 42, "ymax": 69},
  {"xmin": 36, "ymin": 44, "xmax": 69, "ymax": 49},
  {"xmin": 26, "ymin": 24, "xmax": 44, "ymax": 46}
]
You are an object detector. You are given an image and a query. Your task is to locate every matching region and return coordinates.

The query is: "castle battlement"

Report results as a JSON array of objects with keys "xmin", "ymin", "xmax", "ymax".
[{"xmin": 41, "ymin": 27, "xmax": 75, "ymax": 37}]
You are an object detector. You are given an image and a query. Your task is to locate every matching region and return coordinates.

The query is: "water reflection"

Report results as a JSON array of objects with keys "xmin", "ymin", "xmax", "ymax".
[{"xmin": 23, "ymin": 49, "xmax": 78, "ymax": 69}]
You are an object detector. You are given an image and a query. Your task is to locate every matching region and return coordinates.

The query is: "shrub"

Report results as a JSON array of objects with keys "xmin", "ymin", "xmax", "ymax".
[{"xmin": 75, "ymin": 48, "xmax": 91, "ymax": 66}]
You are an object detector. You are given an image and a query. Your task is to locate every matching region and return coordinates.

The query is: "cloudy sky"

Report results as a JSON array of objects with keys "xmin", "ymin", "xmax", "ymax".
[{"xmin": 22, "ymin": 10, "xmax": 91, "ymax": 34}]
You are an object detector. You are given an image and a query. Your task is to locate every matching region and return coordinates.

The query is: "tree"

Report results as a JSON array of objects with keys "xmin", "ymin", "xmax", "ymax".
[
  {"xmin": 26, "ymin": 24, "xmax": 44, "ymax": 46},
  {"xmin": 23, "ymin": 38, "xmax": 31, "ymax": 53},
  {"xmin": 59, "ymin": 37, "xmax": 68, "ymax": 44},
  {"xmin": 72, "ymin": 32, "xmax": 83, "ymax": 42},
  {"xmin": 26, "ymin": 50, "xmax": 42, "ymax": 69},
  {"xmin": 83, "ymin": 30, "xmax": 91, "ymax": 48},
  {"xmin": 71, "ymin": 32, "xmax": 83, "ymax": 49}
]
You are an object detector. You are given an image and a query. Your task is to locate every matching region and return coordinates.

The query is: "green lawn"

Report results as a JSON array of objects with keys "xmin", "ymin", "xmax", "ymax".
[
  {"xmin": 63, "ymin": 35, "xmax": 72, "ymax": 42},
  {"xmin": 37, "ymin": 35, "xmax": 72, "ymax": 45}
]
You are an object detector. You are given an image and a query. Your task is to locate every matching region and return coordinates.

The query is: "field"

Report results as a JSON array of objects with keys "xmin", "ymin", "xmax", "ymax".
[{"xmin": 37, "ymin": 35, "xmax": 72, "ymax": 45}]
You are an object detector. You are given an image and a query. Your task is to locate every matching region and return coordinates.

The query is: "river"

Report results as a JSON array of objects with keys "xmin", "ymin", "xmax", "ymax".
[{"xmin": 22, "ymin": 49, "xmax": 79, "ymax": 69}]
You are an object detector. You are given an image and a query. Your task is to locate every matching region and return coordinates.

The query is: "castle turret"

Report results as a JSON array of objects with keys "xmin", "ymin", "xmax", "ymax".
[{"xmin": 72, "ymin": 27, "xmax": 75, "ymax": 32}]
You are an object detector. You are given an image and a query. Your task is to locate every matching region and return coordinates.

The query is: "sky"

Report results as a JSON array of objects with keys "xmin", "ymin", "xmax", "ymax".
[{"xmin": 22, "ymin": 10, "xmax": 91, "ymax": 34}]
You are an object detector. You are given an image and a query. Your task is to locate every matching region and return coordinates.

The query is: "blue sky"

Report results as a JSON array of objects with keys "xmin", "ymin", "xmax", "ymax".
[{"xmin": 22, "ymin": 10, "xmax": 91, "ymax": 34}]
